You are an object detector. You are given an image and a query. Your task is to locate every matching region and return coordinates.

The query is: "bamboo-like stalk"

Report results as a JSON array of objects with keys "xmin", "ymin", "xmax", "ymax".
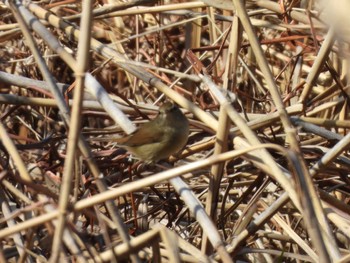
[
  {"xmin": 1, "ymin": 1, "xmax": 350, "ymax": 261},
  {"xmin": 50, "ymin": 0, "xmax": 94, "ymax": 261},
  {"xmin": 259, "ymin": 199, "xmax": 318, "ymax": 261},
  {"xmin": 27, "ymin": 2, "xmax": 219, "ymax": 131},
  {"xmin": 0, "ymin": 189, "xmax": 28, "ymax": 262},
  {"xmin": 8, "ymin": 2, "xmax": 139, "ymax": 262},
  {"xmin": 200, "ymin": 74, "xmax": 301, "ymax": 208},
  {"xmin": 299, "ymin": 27, "xmax": 336, "ymax": 103},
  {"xmin": 0, "ymin": 122, "xmax": 32, "ymax": 183},
  {"xmin": 233, "ymin": 1, "xmax": 339, "ymax": 261},
  {"xmin": 66, "ymin": 1, "xmax": 207, "ymax": 20},
  {"xmin": 0, "ymin": 144, "xmax": 295, "ymax": 239}
]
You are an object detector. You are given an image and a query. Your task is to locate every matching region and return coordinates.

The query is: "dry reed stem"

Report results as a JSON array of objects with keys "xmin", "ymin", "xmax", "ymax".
[{"xmin": 1, "ymin": 0, "xmax": 350, "ymax": 262}]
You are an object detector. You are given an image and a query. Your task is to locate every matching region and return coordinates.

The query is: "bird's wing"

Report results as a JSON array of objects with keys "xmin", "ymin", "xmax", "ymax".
[{"xmin": 121, "ymin": 123, "xmax": 165, "ymax": 147}]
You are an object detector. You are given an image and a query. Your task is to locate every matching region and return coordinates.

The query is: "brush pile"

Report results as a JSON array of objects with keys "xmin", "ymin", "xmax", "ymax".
[{"xmin": 0, "ymin": 0, "xmax": 349, "ymax": 262}]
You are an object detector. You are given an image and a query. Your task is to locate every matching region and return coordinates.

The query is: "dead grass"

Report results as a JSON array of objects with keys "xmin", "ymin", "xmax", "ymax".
[{"xmin": 0, "ymin": 0, "xmax": 349, "ymax": 262}]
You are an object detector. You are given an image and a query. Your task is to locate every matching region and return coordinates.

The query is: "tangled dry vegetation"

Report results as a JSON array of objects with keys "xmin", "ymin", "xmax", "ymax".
[{"xmin": 1, "ymin": 0, "xmax": 350, "ymax": 262}]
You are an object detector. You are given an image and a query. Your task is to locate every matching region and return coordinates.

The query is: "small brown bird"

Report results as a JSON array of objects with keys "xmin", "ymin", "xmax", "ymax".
[{"xmin": 116, "ymin": 102, "xmax": 189, "ymax": 163}]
